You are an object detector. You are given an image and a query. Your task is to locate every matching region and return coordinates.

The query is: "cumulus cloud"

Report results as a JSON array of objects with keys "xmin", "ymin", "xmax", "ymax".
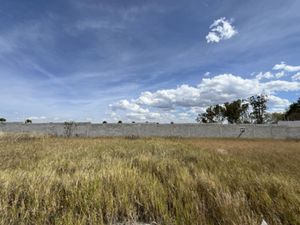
[
  {"xmin": 267, "ymin": 95, "xmax": 291, "ymax": 112},
  {"xmin": 110, "ymin": 100, "xmax": 148, "ymax": 113},
  {"xmin": 109, "ymin": 100, "xmax": 162, "ymax": 122},
  {"xmin": 273, "ymin": 62, "xmax": 300, "ymax": 72},
  {"xmin": 110, "ymin": 73, "xmax": 300, "ymax": 122},
  {"xmin": 206, "ymin": 17, "xmax": 237, "ymax": 43},
  {"xmin": 136, "ymin": 85, "xmax": 201, "ymax": 108}
]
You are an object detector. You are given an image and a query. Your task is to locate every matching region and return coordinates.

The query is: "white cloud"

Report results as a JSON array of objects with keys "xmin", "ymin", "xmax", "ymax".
[
  {"xmin": 275, "ymin": 71, "xmax": 285, "ymax": 78},
  {"xmin": 109, "ymin": 99, "xmax": 162, "ymax": 122},
  {"xmin": 206, "ymin": 17, "xmax": 237, "ymax": 43},
  {"xmin": 267, "ymin": 95, "xmax": 291, "ymax": 112},
  {"xmin": 263, "ymin": 80, "xmax": 300, "ymax": 92},
  {"xmin": 255, "ymin": 71, "xmax": 286, "ymax": 80},
  {"xmin": 292, "ymin": 72, "xmax": 300, "ymax": 81},
  {"xmin": 126, "ymin": 112, "xmax": 161, "ymax": 121},
  {"xmin": 204, "ymin": 72, "xmax": 210, "ymax": 77},
  {"xmin": 110, "ymin": 73, "xmax": 300, "ymax": 122},
  {"xmin": 256, "ymin": 72, "xmax": 274, "ymax": 80},
  {"xmin": 136, "ymin": 85, "xmax": 201, "ymax": 108},
  {"xmin": 273, "ymin": 62, "xmax": 300, "ymax": 72},
  {"xmin": 110, "ymin": 99, "xmax": 149, "ymax": 113}
]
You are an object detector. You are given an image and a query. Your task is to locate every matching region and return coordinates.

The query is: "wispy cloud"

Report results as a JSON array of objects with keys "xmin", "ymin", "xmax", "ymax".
[
  {"xmin": 75, "ymin": 20, "xmax": 124, "ymax": 31},
  {"xmin": 206, "ymin": 17, "xmax": 237, "ymax": 43},
  {"xmin": 292, "ymin": 72, "xmax": 300, "ymax": 81}
]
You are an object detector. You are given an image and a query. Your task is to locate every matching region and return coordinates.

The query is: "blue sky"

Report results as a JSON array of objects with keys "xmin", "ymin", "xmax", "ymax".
[{"xmin": 1, "ymin": 0, "xmax": 300, "ymax": 122}]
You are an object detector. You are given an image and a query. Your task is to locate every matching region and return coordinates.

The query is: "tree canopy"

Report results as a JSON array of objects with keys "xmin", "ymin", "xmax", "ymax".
[
  {"xmin": 249, "ymin": 94, "xmax": 268, "ymax": 124},
  {"xmin": 196, "ymin": 95, "xmax": 267, "ymax": 124},
  {"xmin": 285, "ymin": 98, "xmax": 300, "ymax": 121},
  {"xmin": 196, "ymin": 95, "xmax": 300, "ymax": 124}
]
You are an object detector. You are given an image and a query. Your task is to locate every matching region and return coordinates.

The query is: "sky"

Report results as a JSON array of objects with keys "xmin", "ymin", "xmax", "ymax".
[{"xmin": 1, "ymin": 0, "xmax": 300, "ymax": 123}]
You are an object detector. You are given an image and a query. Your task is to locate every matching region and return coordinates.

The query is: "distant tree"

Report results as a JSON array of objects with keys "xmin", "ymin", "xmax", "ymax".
[
  {"xmin": 170, "ymin": 121, "xmax": 174, "ymax": 124},
  {"xmin": 118, "ymin": 120, "xmax": 122, "ymax": 124},
  {"xmin": 213, "ymin": 104, "xmax": 225, "ymax": 123},
  {"xmin": 196, "ymin": 104, "xmax": 225, "ymax": 123},
  {"xmin": 285, "ymin": 98, "xmax": 300, "ymax": 120},
  {"xmin": 25, "ymin": 119, "xmax": 32, "ymax": 124},
  {"xmin": 102, "ymin": 121, "xmax": 107, "ymax": 124},
  {"xmin": 270, "ymin": 112, "xmax": 285, "ymax": 123},
  {"xmin": 196, "ymin": 106, "xmax": 214, "ymax": 123},
  {"xmin": 223, "ymin": 99, "xmax": 249, "ymax": 124},
  {"xmin": 196, "ymin": 95, "xmax": 269, "ymax": 124},
  {"xmin": 249, "ymin": 94, "xmax": 268, "ymax": 124},
  {"xmin": 0, "ymin": 118, "xmax": 6, "ymax": 123}
]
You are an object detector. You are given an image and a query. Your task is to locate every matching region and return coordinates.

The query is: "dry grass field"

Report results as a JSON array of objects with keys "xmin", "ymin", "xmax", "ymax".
[{"xmin": 0, "ymin": 134, "xmax": 299, "ymax": 225}]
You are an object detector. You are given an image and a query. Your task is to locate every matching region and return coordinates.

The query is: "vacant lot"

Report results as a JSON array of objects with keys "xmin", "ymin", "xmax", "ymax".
[{"xmin": 0, "ymin": 134, "xmax": 299, "ymax": 225}]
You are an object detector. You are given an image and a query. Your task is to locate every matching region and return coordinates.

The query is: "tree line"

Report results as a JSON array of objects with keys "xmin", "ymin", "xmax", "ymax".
[
  {"xmin": 1, "ymin": 96, "xmax": 299, "ymax": 124},
  {"xmin": 196, "ymin": 95, "xmax": 300, "ymax": 124}
]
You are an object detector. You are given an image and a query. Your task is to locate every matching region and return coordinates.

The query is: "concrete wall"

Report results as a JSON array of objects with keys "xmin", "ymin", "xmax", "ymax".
[
  {"xmin": 0, "ymin": 122, "xmax": 299, "ymax": 139},
  {"xmin": 278, "ymin": 121, "xmax": 300, "ymax": 127}
]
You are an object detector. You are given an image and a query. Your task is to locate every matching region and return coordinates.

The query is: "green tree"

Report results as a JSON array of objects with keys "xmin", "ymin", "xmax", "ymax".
[
  {"xmin": 196, "ymin": 100, "xmax": 250, "ymax": 124},
  {"xmin": 223, "ymin": 99, "xmax": 249, "ymax": 124},
  {"xmin": 196, "ymin": 104, "xmax": 225, "ymax": 123},
  {"xmin": 271, "ymin": 112, "xmax": 285, "ymax": 123},
  {"xmin": 285, "ymin": 98, "xmax": 300, "ymax": 120},
  {"xmin": 249, "ymin": 95, "xmax": 268, "ymax": 124}
]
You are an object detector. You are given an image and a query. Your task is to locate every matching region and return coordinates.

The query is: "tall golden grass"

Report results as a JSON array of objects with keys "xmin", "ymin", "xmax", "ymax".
[{"xmin": 0, "ymin": 134, "xmax": 299, "ymax": 225}]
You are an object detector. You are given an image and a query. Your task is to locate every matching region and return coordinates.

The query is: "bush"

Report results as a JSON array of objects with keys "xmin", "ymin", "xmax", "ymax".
[
  {"xmin": 25, "ymin": 119, "xmax": 32, "ymax": 124},
  {"xmin": 118, "ymin": 120, "xmax": 122, "ymax": 124},
  {"xmin": 0, "ymin": 118, "xmax": 6, "ymax": 123},
  {"xmin": 64, "ymin": 121, "xmax": 77, "ymax": 137},
  {"xmin": 102, "ymin": 121, "xmax": 107, "ymax": 124}
]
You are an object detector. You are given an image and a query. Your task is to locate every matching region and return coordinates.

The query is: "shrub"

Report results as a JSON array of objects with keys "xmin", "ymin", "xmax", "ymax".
[
  {"xmin": 0, "ymin": 118, "xmax": 6, "ymax": 123},
  {"xmin": 64, "ymin": 121, "xmax": 77, "ymax": 137},
  {"xmin": 118, "ymin": 120, "xmax": 122, "ymax": 124},
  {"xmin": 102, "ymin": 121, "xmax": 107, "ymax": 124},
  {"xmin": 25, "ymin": 119, "xmax": 32, "ymax": 124}
]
